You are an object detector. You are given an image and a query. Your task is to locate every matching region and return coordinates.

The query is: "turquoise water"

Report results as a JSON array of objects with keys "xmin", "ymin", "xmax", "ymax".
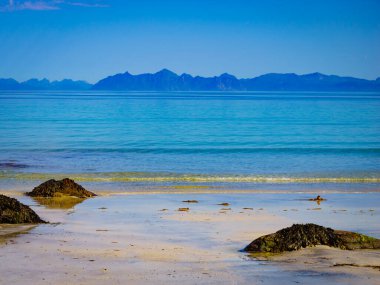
[{"xmin": 0, "ymin": 91, "xmax": 379, "ymax": 192}]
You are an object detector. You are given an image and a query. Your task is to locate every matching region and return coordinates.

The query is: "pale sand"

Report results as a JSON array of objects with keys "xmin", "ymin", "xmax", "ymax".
[
  {"xmin": 0, "ymin": 192, "xmax": 379, "ymax": 284},
  {"xmin": 263, "ymin": 246, "xmax": 380, "ymax": 283}
]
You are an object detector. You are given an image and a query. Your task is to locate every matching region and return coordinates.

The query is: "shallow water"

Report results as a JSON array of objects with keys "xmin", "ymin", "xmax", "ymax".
[{"xmin": 0, "ymin": 91, "xmax": 379, "ymax": 192}]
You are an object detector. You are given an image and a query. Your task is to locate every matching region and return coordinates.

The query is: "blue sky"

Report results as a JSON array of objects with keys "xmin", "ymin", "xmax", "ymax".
[{"xmin": 0, "ymin": 0, "xmax": 379, "ymax": 83}]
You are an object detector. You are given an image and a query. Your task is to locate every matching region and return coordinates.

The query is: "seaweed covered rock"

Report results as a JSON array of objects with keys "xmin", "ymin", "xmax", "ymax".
[
  {"xmin": 26, "ymin": 178, "xmax": 96, "ymax": 198},
  {"xmin": 244, "ymin": 223, "xmax": 380, "ymax": 253},
  {"xmin": 0, "ymin": 194, "xmax": 46, "ymax": 224},
  {"xmin": 334, "ymin": 230, "xmax": 380, "ymax": 250}
]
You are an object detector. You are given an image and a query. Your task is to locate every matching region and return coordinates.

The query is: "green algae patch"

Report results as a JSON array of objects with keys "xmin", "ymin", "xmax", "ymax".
[{"xmin": 335, "ymin": 230, "xmax": 380, "ymax": 250}]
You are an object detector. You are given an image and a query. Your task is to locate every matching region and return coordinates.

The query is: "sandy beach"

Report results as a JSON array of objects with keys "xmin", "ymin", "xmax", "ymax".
[
  {"xmin": 1, "ymin": 190, "xmax": 379, "ymax": 285},
  {"xmin": 1, "ymin": 0, "xmax": 380, "ymax": 283}
]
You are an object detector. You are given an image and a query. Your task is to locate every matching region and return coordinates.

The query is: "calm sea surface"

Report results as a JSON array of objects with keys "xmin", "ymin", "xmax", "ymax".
[{"xmin": 0, "ymin": 91, "xmax": 379, "ymax": 192}]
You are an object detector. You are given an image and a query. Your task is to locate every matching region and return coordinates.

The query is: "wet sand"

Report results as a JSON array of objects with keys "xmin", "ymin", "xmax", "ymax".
[{"xmin": 0, "ymin": 191, "xmax": 379, "ymax": 284}]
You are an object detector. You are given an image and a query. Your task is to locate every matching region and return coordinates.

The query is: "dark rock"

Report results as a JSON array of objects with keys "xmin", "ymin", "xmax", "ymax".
[
  {"xmin": 244, "ymin": 223, "xmax": 380, "ymax": 253},
  {"xmin": 178, "ymin": 208, "xmax": 190, "ymax": 212},
  {"xmin": 0, "ymin": 194, "xmax": 46, "ymax": 224},
  {"xmin": 26, "ymin": 178, "xmax": 96, "ymax": 198},
  {"xmin": 308, "ymin": 195, "xmax": 326, "ymax": 201},
  {"xmin": 182, "ymin": 200, "xmax": 199, "ymax": 203},
  {"xmin": 334, "ymin": 230, "xmax": 380, "ymax": 250}
]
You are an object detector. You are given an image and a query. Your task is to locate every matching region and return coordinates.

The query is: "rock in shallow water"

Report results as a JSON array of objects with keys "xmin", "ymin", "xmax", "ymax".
[
  {"xmin": 26, "ymin": 178, "xmax": 96, "ymax": 198},
  {"xmin": 244, "ymin": 223, "xmax": 380, "ymax": 253},
  {"xmin": 0, "ymin": 194, "xmax": 46, "ymax": 224}
]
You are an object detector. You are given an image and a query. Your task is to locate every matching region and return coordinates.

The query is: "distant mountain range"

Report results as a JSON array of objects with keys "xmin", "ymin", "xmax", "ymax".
[
  {"xmin": 1, "ymin": 69, "xmax": 380, "ymax": 91},
  {"xmin": 0, "ymin": 78, "xmax": 92, "ymax": 90}
]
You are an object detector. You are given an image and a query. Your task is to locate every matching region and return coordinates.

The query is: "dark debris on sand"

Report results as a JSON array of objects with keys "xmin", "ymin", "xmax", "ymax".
[{"xmin": 308, "ymin": 195, "xmax": 326, "ymax": 201}]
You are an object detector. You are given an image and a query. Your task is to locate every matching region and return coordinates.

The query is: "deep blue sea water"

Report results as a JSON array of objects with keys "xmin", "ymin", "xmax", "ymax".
[{"xmin": 0, "ymin": 91, "xmax": 379, "ymax": 192}]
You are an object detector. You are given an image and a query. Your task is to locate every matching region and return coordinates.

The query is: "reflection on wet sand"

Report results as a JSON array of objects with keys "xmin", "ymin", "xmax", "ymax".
[
  {"xmin": 0, "ymin": 224, "xmax": 36, "ymax": 244},
  {"xmin": 31, "ymin": 196, "xmax": 86, "ymax": 209}
]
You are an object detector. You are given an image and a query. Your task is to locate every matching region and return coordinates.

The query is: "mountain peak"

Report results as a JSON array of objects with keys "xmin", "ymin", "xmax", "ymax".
[
  {"xmin": 180, "ymin": 73, "xmax": 193, "ymax": 77},
  {"xmin": 155, "ymin": 69, "xmax": 177, "ymax": 76},
  {"xmin": 219, "ymin": 73, "xmax": 237, "ymax": 79},
  {"xmin": 303, "ymin": 72, "xmax": 328, "ymax": 79},
  {"xmin": 24, "ymin": 78, "xmax": 50, "ymax": 84}
]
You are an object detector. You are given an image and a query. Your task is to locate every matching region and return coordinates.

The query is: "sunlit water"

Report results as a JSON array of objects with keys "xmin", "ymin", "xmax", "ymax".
[{"xmin": 0, "ymin": 91, "xmax": 379, "ymax": 192}]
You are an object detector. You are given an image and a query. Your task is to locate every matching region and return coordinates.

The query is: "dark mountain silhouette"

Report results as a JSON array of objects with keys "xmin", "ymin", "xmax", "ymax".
[
  {"xmin": 0, "ymin": 78, "xmax": 20, "ymax": 90},
  {"xmin": 0, "ymin": 78, "xmax": 91, "ymax": 90},
  {"xmin": 93, "ymin": 69, "xmax": 243, "ymax": 91},
  {"xmin": 1, "ymin": 70, "xmax": 379, "ymax": 91},
  {"xmin": 241, "ymin": 72, "xmax": 380, "ymax": 91},
  {"xmin": 92, "ymin": 69, "xmax": 380, "ymax": 91}
]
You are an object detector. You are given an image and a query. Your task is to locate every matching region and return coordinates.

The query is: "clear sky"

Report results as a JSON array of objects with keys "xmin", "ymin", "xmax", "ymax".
[{"xmin": 1, "ymin": 0, "xmax": 379, "ymax": 83}]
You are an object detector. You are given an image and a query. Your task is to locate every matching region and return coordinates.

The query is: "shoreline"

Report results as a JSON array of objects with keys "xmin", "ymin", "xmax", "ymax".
[
  {"xmin": 1, "ymin": 191, "xmax": 379, "ymax": 284},
  {"xmin": 2, "ymin": 184, "xmax": 380, "ymax": 196}
]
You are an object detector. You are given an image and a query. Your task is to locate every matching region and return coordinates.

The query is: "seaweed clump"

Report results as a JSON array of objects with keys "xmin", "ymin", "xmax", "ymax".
[
  {"xmin": 26, "ymin": 178, "xmax": 96, "ymax": 198},
  {"xmin": 244, "ymin": 223, "xmax": 380, "ymax": 254},
  {"xmin": 0, "ymin": 194, "xmax": 46, "ymax": 224}
]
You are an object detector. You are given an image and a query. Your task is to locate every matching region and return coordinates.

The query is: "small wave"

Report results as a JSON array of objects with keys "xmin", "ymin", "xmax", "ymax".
[
  {"xmin": 0, "ymin": 172, "xmax": 379, "ymax": 183},
  {"xmin": 2, "ymin": 147, "xmax": 380, "ymax": 155}
]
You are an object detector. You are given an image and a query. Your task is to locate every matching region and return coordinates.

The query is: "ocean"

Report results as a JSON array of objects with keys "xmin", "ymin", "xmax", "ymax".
[{"xmin": 0, "ymin": 91, "xmax": 379, "ymax": 193}]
